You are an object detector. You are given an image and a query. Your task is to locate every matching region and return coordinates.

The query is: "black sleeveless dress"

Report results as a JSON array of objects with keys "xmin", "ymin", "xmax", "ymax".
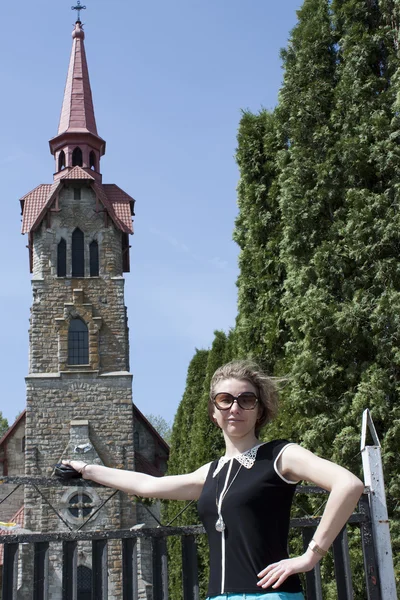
[{"xmin": 197, "ymin": 440, "xmax": 303, "ymax": 596}]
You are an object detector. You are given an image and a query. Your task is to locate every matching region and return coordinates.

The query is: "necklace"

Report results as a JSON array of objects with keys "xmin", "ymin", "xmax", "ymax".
[{"xmin": 215, "ymin": 460, "xmax": 242, "ymax": 532}]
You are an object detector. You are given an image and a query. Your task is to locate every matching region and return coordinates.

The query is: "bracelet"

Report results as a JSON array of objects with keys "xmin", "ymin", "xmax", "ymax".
[
  {"xmin": 80, "ymin": 463, "xmax": 89, "ymax": 476},
  {"xmin": 308, "ymin": 539, "xmax": 327, "ymax": 557}
]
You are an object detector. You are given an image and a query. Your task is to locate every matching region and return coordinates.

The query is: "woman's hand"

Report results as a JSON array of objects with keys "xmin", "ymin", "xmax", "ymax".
[
  {"xmin": 62, "ymin": 459, "xmax": 89, "ymax": 477},
  {"xmin": 257, "ymin": 553, "xmax": 316, "ymax": 589}
]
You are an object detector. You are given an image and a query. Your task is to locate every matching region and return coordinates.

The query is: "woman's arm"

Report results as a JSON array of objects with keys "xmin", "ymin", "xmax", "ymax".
[
  {"xmin": 257, "ymin": 444, "xmax": 364, "ymax": 590},
  {"xmin": 62, "ymin": 460, "xmax": 211, "ymax": 501}
]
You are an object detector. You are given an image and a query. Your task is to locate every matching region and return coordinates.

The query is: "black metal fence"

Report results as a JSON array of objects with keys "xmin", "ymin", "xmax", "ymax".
[{"xmin": 0, "ymin": 481, "xmax": 381, "ymax": 600}]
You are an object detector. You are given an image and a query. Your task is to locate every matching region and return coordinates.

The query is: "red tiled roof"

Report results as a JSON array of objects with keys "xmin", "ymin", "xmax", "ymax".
[
  {"xmin": 102, "ymin": 184, "xmax": 134, "ymax": 234},
  {"xmin": 0, "ymin": 507, "xmax": 24, "ymax": 565},
  {"xmin": 60, "ymin": 166, "xmax": 95, "ymax": 180},
  {"xmin": 58, "ymin": 22, "xmax": 98, "ymax": 136},
  {"xmin": 20, "ymin": 180, "xmax": 133, "ymax": 235},
  {"xmin": 20, "ymin": 184, "xmax": 53, "ymax": 233}
]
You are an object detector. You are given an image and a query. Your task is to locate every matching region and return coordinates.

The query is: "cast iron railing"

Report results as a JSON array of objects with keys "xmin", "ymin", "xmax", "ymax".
[{"xmin": 0, "ymin": 480, "xmax": 381, "ymax": 600}]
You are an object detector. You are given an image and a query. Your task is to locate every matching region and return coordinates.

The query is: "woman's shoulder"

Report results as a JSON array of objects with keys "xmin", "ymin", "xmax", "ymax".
[{"xmin": 259, "ymin": 438, "xmax": 298, "ymax": 456}]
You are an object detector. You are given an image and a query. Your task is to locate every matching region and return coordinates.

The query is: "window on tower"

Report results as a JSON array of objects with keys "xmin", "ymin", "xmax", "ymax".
[
  {"xmin": 57, "ymin": 238, "xmax": 67, "ymax": 277},
  {"xmin": 77, "ymin": 566, "xmax": 92, "ymax": 600},
  {"xmin": 68, "ymin": 318, "xmax": 89, "ymax": 365},
  {"xmin": 89, "ymin": 240, "xmax": 99, "ymax": 276},
  {"xmin": 122, "ymin": 233, "xmax": 130, "ymax": 272},
  {"xmin": 58, "ymin": 150, "xmax": 66, "ymax": 171},
  {"xmin": 72, "ymin": 228, "xmax": 84, "ymax": 277},
  {"xmin": 89, "ymin": 151, "xmax": 97, "ymax": 171},
  {"xmin": 72, "ymin": 147, "xmax": 83, "ymax": 167}
]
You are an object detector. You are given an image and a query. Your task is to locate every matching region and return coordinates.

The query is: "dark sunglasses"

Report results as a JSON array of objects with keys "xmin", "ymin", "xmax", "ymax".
[{"xmin": 213, "ymin": 392, "xmax": 258, "ymax": 411}]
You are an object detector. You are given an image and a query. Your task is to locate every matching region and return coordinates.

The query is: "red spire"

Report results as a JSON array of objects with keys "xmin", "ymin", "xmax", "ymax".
[
  {"xmin": 58, "ymin": 21, "xmax": 98, "ymax": 136},
  {"xmin": 49, "ymin": 21, "xmax": 105, "ymax": 181}
]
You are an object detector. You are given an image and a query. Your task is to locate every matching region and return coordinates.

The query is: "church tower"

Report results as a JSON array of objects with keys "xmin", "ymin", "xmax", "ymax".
[{"xmin": 18, "ymin": 17, "xmax": 140, "ymax": 599}]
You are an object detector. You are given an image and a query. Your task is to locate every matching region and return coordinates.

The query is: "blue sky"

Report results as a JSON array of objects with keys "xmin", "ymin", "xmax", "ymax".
[{"xmin": 1, "ymin": 0, "xmax": 302, "ymax": 429}]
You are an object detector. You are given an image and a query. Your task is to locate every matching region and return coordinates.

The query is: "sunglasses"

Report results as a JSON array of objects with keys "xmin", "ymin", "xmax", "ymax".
[{"xmin": 213, "ymin": 392, "xmax": 258, "ymax": 411}]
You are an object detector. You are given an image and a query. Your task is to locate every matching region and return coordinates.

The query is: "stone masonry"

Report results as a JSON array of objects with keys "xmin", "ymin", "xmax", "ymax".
[{"xmin": 19, "ymin": 183, "xmax": 139, "ymax": 600}]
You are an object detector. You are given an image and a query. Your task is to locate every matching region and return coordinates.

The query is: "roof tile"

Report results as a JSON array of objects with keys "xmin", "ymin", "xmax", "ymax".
[
  {"xmin": 21, "ymin": 184, "xmax": 56, "ymax": 233},
  {"xmin": 60, "ymin": 166, "xmax": 95, "ymax": 180}
]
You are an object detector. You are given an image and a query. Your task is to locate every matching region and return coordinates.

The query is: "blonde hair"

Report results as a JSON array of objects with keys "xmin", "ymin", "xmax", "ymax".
[{"xmin": 209, "ymin": 360, "xmax": 279, "ymax": 437}]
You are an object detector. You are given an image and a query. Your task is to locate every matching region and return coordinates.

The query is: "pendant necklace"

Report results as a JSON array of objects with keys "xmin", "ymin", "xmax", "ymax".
[{"xmin": 215, "ymin": 459, "xmax": 242, "ymax": 532}]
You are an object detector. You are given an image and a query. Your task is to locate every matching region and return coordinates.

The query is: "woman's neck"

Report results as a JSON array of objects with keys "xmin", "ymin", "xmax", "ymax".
[{"xmin": 223, "ymin": 433, "xmax": 260, "ymax": 458}]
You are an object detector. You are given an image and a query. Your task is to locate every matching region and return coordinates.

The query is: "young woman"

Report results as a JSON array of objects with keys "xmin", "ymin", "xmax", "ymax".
[{"xmin": 63, "ymin": 360, "xmax": 364, "ymax": 600}]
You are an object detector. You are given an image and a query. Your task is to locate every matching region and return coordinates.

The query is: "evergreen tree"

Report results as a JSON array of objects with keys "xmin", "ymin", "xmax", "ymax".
[
  {"xmin": 166, "ymin": 0, "xmax": 400, "ymax": 595},
  {"xmin": 233, "ymin": 0, "xmax": 400, "ymax": 594},
  {"xmin": 234, "ymin": 110, "xmax": 286, "ymax": 372},
  {"xmin": 162, "ymin": 332, "xmax": 234, "ymax": 599},
  {"xmin": 162, "ymin": 349, "xmax": 209, "ymax": 600}
]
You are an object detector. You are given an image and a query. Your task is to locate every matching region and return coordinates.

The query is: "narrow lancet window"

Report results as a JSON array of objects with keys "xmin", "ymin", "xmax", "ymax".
[
  {"xmin": 58, "ymin": 150, "xmax": 66, "ymax": 171},
  {"xmin": 89, "ymin": 151, "xmax": 97, "ymax": 171},
  {"xmin": 89, "ymin": 240, "xmax": 99, "ymax": 276},
  {"xmin": 68, "ymin": 318, "xmax": 89, "ymax": 365},
  {"xmin": 72, "ymin": 147, "xmax": 83, "ymax": 167},
  {"xmin": 77, "ymin": 566, "xmax": 92, "ymax": 598},
  {"xmin": 122, "ymin": 233, "xmax": 130, "ymax": 272},
  {"xmin": 72, "ymin": 228, "xmax": 84, "ymax": 277},
  {"xmin": 57, "ymin": 238, "xmax": 67, "ymax": 277}
]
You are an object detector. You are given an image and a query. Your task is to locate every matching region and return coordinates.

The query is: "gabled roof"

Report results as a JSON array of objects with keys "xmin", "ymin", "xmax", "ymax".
[
  {"xmin": 20, "ymin": 182, "xmax": 62, "ymax": 234},
  {"xmin": 20, "ymin": 184, "xmax": 58, "ymax": 234},
  {"xmin": 20, "ymin": 173, "xmax": 134, "ymax": 235},
  {"xmin": 60, "ymin": 166, "xmax": 95, "ymax": 180},
  {"xmin": 0, "ymin": 410, "xmax": 26, "ymax": 448},
  {"xmin": 96, "ymin": 183, "xmax": 134, "ymax": 234}
]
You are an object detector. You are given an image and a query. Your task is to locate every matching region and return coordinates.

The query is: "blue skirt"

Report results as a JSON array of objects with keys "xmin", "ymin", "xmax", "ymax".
[{"xmin": 207, "ymin": 593, "xmax": 305, "ymax": 600}]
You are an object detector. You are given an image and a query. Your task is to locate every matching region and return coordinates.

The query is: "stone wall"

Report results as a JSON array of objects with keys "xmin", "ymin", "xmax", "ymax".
[
  {"xmin": 0, "ymin": 415, "xmax": 25, "ymax": 521},
  {"xmin": 32, "ymin": 185, "xmax": 123, "ymax": 281},
  {"xmin": 18, "ymin": 180, "xmax": 170, "ymax": 599}
]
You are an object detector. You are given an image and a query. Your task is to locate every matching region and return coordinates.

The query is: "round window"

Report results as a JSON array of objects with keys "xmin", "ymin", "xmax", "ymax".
[{"xmin": 68, "ymin": 492, "xmax": 94, "ymax": 518}]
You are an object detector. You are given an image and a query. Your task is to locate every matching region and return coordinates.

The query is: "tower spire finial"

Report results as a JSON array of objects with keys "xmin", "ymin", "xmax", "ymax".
[{"xmin": 71, "ymin": 1, "xmax": 86, "ymax": 23}]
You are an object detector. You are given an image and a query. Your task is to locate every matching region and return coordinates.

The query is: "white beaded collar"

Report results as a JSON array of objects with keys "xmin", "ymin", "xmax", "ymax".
[{"xmin": 212, "ymin": 443, "xmax": 266, "ymax": 477}]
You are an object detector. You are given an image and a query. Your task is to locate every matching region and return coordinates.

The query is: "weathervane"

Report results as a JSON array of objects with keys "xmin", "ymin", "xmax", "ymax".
[{"xmin": 71, "ymin": 1, "xmax": 86, "ymax": 22}]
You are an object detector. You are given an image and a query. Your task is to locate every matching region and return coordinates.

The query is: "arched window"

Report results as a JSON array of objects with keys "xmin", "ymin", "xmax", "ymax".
[
  {"xmin": 72, "ymin": 228, "xmax": 84, "ymax": 277},
  {"xmin": 72, "ymin": 147, "xmax": 83, "ymax": 167},
  {"xmin": 68, "ymin": 318, "xmax": 89, "ymax": 365},
  {"xmin": 89, "ymin": 240, "xmax": 99, "ymax": 276},
  {"xmin": 58, "ymin": 150, "xmax": 66, "ymax": 171},
  {"xmin": 77, "ymin": 565, "xmax": 92, "ymax": 600},
  {"xmin": 89, "ymin": 151, "xmax": 97, "ymax": 171},
  {"xmin": 57, "ymin": 238, "xmax": 67, "ymax": 277}
]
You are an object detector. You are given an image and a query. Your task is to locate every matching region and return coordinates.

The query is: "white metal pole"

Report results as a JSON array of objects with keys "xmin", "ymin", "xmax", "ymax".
[{"xmin": 360, "ymin": 409, "xmax": 397, "ymax": 600}]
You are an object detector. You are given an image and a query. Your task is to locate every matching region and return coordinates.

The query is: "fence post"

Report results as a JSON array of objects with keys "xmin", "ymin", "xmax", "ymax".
[
  {"xmin": 360, "ymin": 409, "xmax": 396, "ymax": 600},
  {"xmin": 2, "ymin": 542, "xmax": 18, "ymax": 600}
]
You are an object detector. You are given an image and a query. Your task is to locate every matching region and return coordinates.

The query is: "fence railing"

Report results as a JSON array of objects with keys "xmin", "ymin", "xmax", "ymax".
[{"xmin": 0, "ymin": 481, "xmax": 381, "ymax": 600}]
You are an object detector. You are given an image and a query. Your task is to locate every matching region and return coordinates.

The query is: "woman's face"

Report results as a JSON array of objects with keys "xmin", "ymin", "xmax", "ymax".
[{"xmin": 212, "ymin": 378, "xmax": 260, "ymax": 439}]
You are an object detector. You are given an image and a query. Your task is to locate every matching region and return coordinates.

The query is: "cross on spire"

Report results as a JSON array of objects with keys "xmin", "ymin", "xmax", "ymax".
[{"xmin": 71, "ymin": 1, "xmax": 86, "ymax": 22}]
